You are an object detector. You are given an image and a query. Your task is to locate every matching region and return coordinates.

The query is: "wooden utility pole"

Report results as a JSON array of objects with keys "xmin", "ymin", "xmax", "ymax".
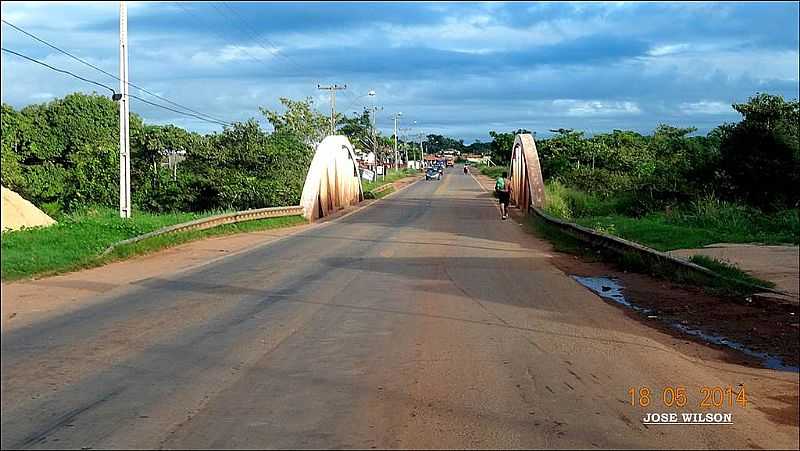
[{"xmin": 317, "ymin": 84, "xmax": 346, "ymax": 135}]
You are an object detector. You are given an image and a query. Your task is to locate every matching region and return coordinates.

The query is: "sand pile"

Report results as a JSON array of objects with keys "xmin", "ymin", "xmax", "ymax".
[{"xmin": 1, "ymin": 186, "xmax": 57, "ymax": 232}]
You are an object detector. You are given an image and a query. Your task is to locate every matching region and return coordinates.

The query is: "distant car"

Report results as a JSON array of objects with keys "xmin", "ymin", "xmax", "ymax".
[{"xmin": 425, "ymin": 168, "xmax": 442, "ymax": 180}]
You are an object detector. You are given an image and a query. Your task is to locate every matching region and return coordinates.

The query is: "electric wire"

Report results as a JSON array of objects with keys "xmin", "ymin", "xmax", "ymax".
[
  {"xmin": 2, "ymin": 47, "xmax": 230, "ymax": 126},
  {"xmin": 2, "ymin": 18, "xmax": 233, "ymax": 126}
]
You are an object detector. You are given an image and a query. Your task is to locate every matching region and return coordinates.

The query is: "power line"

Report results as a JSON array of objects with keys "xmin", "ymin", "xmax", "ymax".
[
  {"xmin": 1, "ymin": 47, "xmax": 115, "ymax": 95},
  {"xmin": 218, "ymin": 2, "xmax": 308, "ymax": 76},
  {"xmin": 2, "ymin": 47, "xmax": 230, "ymax": 127},
  {"xmin": 175, "ymin": 2, "xmax": 272, "ymax": 68},
  {"xmin": 2, "ymin": 19, "xmax": 118, "ymax": 80},
  {"xmin": 2, "ymin": 18, "xmax": 233, "ymax": 126},
  {"xmin": 128, "ymin": 94, "xmax": 229, "ymax": 126}
]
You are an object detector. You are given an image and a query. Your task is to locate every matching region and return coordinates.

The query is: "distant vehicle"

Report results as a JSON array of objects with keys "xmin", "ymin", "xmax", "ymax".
[
  {"xmin": 445, "ymin": 156, "xmax": 455, "ymax": 167},
  {"xmin": 425, "ymin": 168, "xmax": 442, "ymax": 181}
]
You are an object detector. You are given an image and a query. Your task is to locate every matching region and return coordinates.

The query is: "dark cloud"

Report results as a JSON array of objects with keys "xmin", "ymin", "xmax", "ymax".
[{"xmin": 1, "ymin": 1, "xmax": 797, "ymax": 142}]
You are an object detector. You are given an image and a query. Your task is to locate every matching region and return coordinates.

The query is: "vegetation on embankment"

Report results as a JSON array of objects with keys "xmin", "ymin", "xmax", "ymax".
[
  {"xmin": 482, "ymin": 93, "xmax": 798, "ymax": 294},
  {"xmin": 362, "ymin": 168, "xmax": 419, "ymax": 198},
  {"xmin": 1, "ymin": 207, "xmax": 304, "ymax": 281},
  {"xmin": 525, "ymin": 213, "xmax": 776, "ymax": 297},
  {"xmin": 1, "ymin": 167, "xmax": 418, "ymax": 282},
  {"xmin": 543, "ymin": 181, "xmax": 799, "ymax": 251},
  {"xmin": 476, "ymin": 164, "xmax": 506, "ymax": 179}
]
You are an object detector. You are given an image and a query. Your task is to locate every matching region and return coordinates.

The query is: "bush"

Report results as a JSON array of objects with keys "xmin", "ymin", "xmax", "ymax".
[{"xmin": 543, "ymin": 181, "xmax": 624, "ymax": 219}]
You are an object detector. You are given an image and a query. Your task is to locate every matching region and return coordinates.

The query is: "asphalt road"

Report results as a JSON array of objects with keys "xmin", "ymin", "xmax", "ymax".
[{"xmin": 2, "ymin": 166, "xmax": 798, "ymax": 449}]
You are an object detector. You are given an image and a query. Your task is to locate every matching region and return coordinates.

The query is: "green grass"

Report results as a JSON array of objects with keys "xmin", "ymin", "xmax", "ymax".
[
  {"xmin": 688, "ymin": 255, "xmax": 776, "ymax": 290},
  {"xmin": 525, "ymin": 214, "xmax": 772, "ymax": 297},
  {"xmin": 1, "ymin": 207, "xmax": 305, "ymax": 281},
  {"xmin": 362, "ymin": 168, "xmax": 418, "ymax": 195},
  {"xmin": 364, "ymin": 186, "xmax": 395, "ymax": 199},
  {"xmin": 531, "ymin": 181, "xmax": 792, "ymax": 296},
  {"xmin": 543, "ymin": 181, "xmax": 799, "ymax": 251},
  {"xmin": 476, "ymin": 164, "xmax": 507, "ymax": 179},
  {"xmin": 573, "ymin": 215, "xmax": 721, "ymax": 251},
  {"xmin": 107, "ymin": 215, "xmax": 306, "ymax": 261}
]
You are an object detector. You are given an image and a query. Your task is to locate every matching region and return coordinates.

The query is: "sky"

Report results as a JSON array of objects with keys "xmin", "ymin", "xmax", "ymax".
[{"xmin": 1, "ymin": 1, "xmax": 798, "ymax": 143}]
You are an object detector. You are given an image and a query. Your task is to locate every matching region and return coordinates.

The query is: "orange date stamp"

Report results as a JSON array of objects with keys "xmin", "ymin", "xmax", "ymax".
[{"xmin": 628, "ymin": 385, "xmax": 747, "ymax": 409}]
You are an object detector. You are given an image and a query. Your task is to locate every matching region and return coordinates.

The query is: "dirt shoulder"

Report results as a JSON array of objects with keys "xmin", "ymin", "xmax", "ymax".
[
  {"xmin": 471, "ymin": 171, "xmax": 799, "ymax": 371},
  {"xmin": 1, "ymin": 175, "xmax": 422, "ymax": 333}
]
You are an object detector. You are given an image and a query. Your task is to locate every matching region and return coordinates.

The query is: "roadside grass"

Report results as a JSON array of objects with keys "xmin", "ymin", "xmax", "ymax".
[
  {"xmin": 476, "ymin": 164, "xmax": 507, "ymax": 179},
  {"xmin": 107, "ymin": 215, "xmax": 306, "ymax": 261},
  {"xmin": 2, "ymin": 169, "xmax": 421, "ymax": 282},
  {"xmin": 364, "ymin": 186, "xmax": 395, "ymax": 199},
  {"xmin": 361, "ymin": 169, "xmax": 419, "ymax": 193},
  {"xmin": 1, "ymin": 206, "xmax": 304, "ymax": 281},
  {"xmin": 688, "ymin": 255, "xmax": 776, "ymax": 289},
  {"xmin": 544, "ymin": 181, "xmax": 799, "ymax": 251},
  {"xmin": 525, "ymin": 214, "xmax": 773, "ymax": 297}
]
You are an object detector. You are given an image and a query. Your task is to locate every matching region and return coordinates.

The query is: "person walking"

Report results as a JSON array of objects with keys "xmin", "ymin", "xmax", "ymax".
[{"xmin": 495, "ymin": 171, "xmax": 511, "ymax": 220}]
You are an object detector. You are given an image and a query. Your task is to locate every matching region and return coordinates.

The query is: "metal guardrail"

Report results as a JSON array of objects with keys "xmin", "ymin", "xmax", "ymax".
[
  {"xmin": 102, "ymin": 205, "xmax": 304, "ymax": 256},
  {"xmin": 529, "ymin": 206, "xmax": 794, "ymax": 298}
]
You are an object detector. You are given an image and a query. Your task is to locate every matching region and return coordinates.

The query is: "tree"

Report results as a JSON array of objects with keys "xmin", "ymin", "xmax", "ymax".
[
  {"xmin": 423, "ymin": 134, "xmax": 465, "ymax": 155},
  {"xmin": 1, "ymin": 104, "xmax": 28, "ymax": 191},
  {"xmin": 488, "ymin": 129, "xmax": 529, "ymax": 164},
  {"xmin": 338, "ymin": 109, "xmax": 374, "ymax": 151},
  {"xmin": 465, "ymin": 139, "xmax": 491, "ymax": 155},
  {"xmin": 718, "ymin": 93, "xmax": 799, "ymax": 209},
  {"xmin": 184, "ymin": 119, "xmax": 312, "ymax": 211},
  {"xmin": 261, "ymin": 97, "xmax": 331, "ymax": 149}
]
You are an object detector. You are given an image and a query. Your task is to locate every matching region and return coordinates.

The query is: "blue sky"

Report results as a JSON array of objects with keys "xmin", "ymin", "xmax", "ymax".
[{"xmin": 2, "ymin": 1, "xmax": 798, "ymax": 143}]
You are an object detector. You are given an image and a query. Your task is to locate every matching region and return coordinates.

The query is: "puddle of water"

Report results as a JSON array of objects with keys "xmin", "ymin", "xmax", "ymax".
[
  {"xmin": 571, "ymin": 276, "xmax": 651, "ymax": 313},
  {"xmin": 572, "ymin": 275, "xmax": 799, "ymax": 373},
  {"xmin": 671, "ymin": 324, "xmax": 800, "ymax": 372}
]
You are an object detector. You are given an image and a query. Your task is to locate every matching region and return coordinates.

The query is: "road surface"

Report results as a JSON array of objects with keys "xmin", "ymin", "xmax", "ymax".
[{"xmin": 2, "ymin": 165, "xmax": 798, "ymax": 449}]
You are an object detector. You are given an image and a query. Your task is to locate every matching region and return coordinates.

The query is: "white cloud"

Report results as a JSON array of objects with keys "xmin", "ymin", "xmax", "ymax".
[
  {"xmin": 219, "ymin": 45, "xmax": 279, "ymax": 62},
  {"xmin": 679, "ymin": 101, "xmax": 732, "ymax": 115},
  {"xmin": 376, "ymin": 14, "xmax": 609, "ymax": 52},
  {"xmin": 552, "ymin": 99, "xmax": 642, "ymax": 117},
  {"xmin": 637, "ymin": 49, "xmax": 800, "ymax": 82},
  {"xmin": 30, "ymin": 92, "xmax": 54, "ymax": 100},
  {"xmin": 647, "ymin": 43, "xmax": 690, "ymax": 56}
]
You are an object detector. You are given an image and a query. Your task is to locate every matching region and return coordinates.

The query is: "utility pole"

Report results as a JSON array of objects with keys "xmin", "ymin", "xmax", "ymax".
[
  {"xmin": 317, "ymin": 84, "xmax": 346, "ymax": 135},
  {"xmin": 369, "ymin": 105, "xmax": 382, "ymax": 163},
  {"xmin": 400, "ymin": 127, "xmax": 411, "ymax": 168},
  {"xmin": 393, "ymin": 112, "xmax": 402, "ymax": 170},
  {"xmin": 118, "ymin": 1, "xmax": 131, "ymax": 218},
  {"xmin": 419, "ymin": 133, "xmax": 425, "ymax": 168}
]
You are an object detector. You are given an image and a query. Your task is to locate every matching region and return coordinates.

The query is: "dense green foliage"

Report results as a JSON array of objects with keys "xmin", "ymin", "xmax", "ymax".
[
  {"xmin": 481, "ymin": 93, "xmax": 799, "ymax": 250},
  {"xmin": 475, "ymin": 163, "xmax": 505, "ymax": 179},
  {"xmin": 1, "ymin": 93, "xmax": 327, "ymax": 215},
  {"xmin": 542, "ymin": 179, "xmax": 799, "ymax": 251},
  {"xmin": 488, "ymin": 129, "xmax": 531, "ymax": 164},
  {"xmin": 1, "ymin": 94, "xmax": 138, "ymax": 213},
  {"xmin": 528, "ymin": 94, "xmax": 799, "ymax": 213}
]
